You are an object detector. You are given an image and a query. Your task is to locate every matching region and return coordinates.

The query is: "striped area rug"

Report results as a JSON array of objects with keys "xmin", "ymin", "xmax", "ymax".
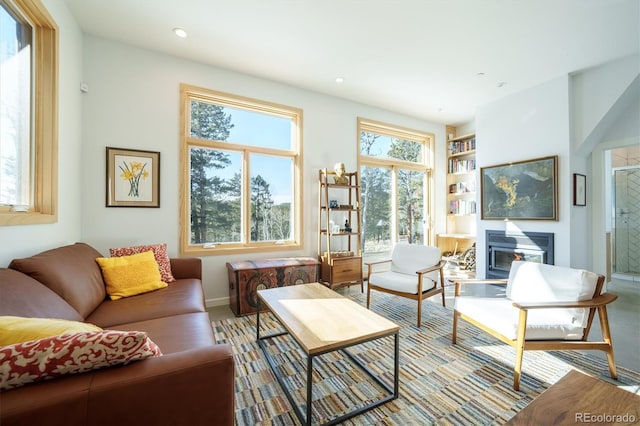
[{"xmin": 213, "ymin": 289, "xmax": 640, "ymax": 425}]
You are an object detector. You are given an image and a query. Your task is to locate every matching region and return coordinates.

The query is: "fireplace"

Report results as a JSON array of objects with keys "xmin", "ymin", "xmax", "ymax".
[{"xmin": 486, "ymin": 230, "xmax": 554, "ymax": 279}]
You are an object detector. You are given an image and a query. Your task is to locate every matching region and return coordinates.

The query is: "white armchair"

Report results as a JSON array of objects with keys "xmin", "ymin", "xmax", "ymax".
[
  {"xmin": 452, "ymin": 261, "xmax": 618, "ymax": 390},
  {"xmin": 366, "ymin": 244, "xmax": 445, "ymax": 327}
]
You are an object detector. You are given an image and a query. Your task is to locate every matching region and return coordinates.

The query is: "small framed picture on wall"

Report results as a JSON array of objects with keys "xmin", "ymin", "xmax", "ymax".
[{"xmin": 106, "ymin": 147, "xmax": 160, "ymax": 207}]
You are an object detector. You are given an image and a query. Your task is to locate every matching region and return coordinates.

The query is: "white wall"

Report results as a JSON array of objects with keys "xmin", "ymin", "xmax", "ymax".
[
  {"xmin": 0, "ymin": 0, "xmax": 84, "ymax": 266},
  {"xmin": 475, "ymin": 76, "xmax": 573, "ymax": 277},
  {"xmin": 475, "ymin": 56, "xmax": 639, "ymax": 278},
  {"xmin": 79, "ymin": 36, "xmax": 446, "ymax": 305}
]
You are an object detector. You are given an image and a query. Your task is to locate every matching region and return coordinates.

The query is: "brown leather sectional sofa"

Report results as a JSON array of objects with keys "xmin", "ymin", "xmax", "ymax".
[{"xmin": 0, "ymin": 243, "xmax": 234, "ymax": 426}]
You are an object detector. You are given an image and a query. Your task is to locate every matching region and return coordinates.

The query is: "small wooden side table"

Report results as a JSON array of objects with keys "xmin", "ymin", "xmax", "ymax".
[{"xmin": 506, "ymin": 370, "xmax": 640, "ymax": 425}]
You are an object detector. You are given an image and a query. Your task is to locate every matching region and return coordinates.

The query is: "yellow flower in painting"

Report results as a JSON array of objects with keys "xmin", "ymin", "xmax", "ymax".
[
  {"xmin": 119, "ymin": 160, "xmax": 149, "ymax": 198},
  {"xmin": 495, "ymin": 176, "xmax": 519, "ymax": 208}
]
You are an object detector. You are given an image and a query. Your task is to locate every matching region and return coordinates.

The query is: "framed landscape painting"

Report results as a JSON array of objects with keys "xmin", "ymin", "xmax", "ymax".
[
  {"xmin": 481, "ymin": 155, "xmax": 557, "ymax": 220},
  {"xmin": 106, "ymin": 147, "xmax": 160, "ymax": 207}
]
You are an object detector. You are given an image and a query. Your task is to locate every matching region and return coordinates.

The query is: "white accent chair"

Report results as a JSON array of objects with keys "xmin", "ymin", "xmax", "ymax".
[
  {"xmin": 452, "ymin": 261, "xmax": 618, "ymax": 390},
  {"xmin": 366, "ymin": 244, "xmax": 445, "ymax": 327}
]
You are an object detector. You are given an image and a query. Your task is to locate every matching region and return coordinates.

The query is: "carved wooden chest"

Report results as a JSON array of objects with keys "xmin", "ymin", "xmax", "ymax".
[{"xmin": 226, "ymin": 257, "xmax": 319, "ymax": 316}]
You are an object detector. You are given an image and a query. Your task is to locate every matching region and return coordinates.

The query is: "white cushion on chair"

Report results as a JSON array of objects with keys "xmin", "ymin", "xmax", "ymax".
[
  {"xmin": 455, "ymin": 297, "xmax": 585, "ymax": 340},
  {"xmin": 369, "ymin": 244, "xmax": 440, "ymax": 294},
  {"xmin": 506, "ymin": 261, "xmax": 599, "ymax": 328},
  {"xmin": 369, "ymin": 271, "xmax": 436, "ymax": 294},
  {"xmin": 391, "ymin": 244, "xmax": 441, "ymax": 275}
]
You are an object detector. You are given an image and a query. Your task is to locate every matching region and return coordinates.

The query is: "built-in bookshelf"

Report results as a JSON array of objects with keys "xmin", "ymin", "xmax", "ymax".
[{"xmin": 437, "ymin": 130, "xmax": 477, "ymax": 276}]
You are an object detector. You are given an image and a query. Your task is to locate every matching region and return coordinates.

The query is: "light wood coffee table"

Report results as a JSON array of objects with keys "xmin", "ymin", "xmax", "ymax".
[
  {"xmin": 506, "ymin": 369, "xmax": 640, "ymax": 425},
  {"xmin": 256, "ymin": 282, "xmax": 400, "ymax": 426}
]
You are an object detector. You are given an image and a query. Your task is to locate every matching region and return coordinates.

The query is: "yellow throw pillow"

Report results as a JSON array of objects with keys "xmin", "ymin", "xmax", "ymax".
[
  {"xmin": 96, "ymin": 250, "xmax": 168, "ymax": 300},
  {"xmin": 0, "ymin": 316, "xmax": 102, "ymax": 346}
]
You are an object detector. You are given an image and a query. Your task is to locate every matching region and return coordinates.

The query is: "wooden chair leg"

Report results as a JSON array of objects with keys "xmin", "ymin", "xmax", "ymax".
[
  {"xmin": 513, "ymin": 309, "xmax": 528, "ymax": 391},
  {"xmin": 452, "ymin": 310, "xmax": 458, "ymax": 344},
  {"xmin": 366, "ymin": 284, "xmax": 371, "ymax": 309},
  {"xmin": 416, "ymin": 295, "xmax": 422, "ymax": 327},
  {"xmin": 598, "ymin": 305, "xmax": 618, "ymax": 380}
]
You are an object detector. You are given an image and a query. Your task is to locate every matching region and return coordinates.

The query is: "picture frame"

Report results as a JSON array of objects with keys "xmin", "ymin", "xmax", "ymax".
[
  {"xmin": 106, "ymin": 147, "xmax": 160, "ymax": 207},
  {"xmin": 573, "ymin": 173, "xmax": 586, "ymax": 206},
  {"xmin": 481, "ymin": 155, "xmax": 558, "ymax": 221}
]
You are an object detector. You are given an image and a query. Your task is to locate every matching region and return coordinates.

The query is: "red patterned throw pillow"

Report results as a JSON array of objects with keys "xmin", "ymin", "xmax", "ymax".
[
  {"xmin": 0, "ymin": 330, "xmax": 162, "ymax": 391},
  {"xmin": 109, "ymin": 243, "xmax": 175, "ymax": 283}
]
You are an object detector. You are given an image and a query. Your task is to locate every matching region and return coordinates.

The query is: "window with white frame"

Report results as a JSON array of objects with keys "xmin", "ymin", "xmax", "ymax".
[
  {"xmin": 180, "ymin": 84, "xmax": 303, "ymax": 256},
  {"xmin": 358, "ymin": 118, "xmax": 434, "ymax": 262},
  {"xmin": 0, "ymin": 0, "xmax": 57, "ymax": 225}
]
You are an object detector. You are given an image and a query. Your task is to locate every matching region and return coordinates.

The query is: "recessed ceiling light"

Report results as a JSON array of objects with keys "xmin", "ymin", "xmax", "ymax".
[
  {"xmin": 335, "ymin": 77, "xmax": 344, "ymax": 84},
  {"xmin": 173, "ymin": 28, "xmax": 188, "ymax": 38},
  {"xmin": 476, "ymin": 72, "xmax": 486, "ymax": 77},
  {"xmin": 497, "ymin": 81, "xmax": 507, "ymax": 88}
]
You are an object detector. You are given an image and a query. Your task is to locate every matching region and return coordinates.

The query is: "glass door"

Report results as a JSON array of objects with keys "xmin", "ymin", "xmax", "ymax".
[{"xmin": 613, "ymin": 167, "xmax": 640, "ymax": 276}]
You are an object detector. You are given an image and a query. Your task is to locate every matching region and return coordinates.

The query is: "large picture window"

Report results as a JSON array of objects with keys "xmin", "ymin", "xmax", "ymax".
[
  {"xmin": 358, "ymin": 118, "xmax": 434, "ymax": 263},
  {"xmin": 0, "ymin": 0, "xmax": 58, "ymax": 225},
  {"xmin": 180, "ymin": 84, "xmax": 303, "ymax": 255}
]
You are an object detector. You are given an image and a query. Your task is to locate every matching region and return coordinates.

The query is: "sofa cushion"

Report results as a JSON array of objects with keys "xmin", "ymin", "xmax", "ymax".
[
  {"xmin": 0, "ymin": 269, "xmax": 83, "ymax": 321},
  {"xmin": 95, "ymin": 251, "xmax": 168, "ymax": 300},
  {"xmin": 0, "ymin": 316, "xmax": 102, "ymax": 345},
  {"xmin": 109, "ymin": 312, "xmax": 216, "ymax": 354},
  {"xmin": 109, "ymin": 243, "xmax": 176, "ymax": 283},
  {"xmin": 9, "ymin": 243, "xmax": 107, "ymax": 318},
  {"xmin": 0, "ymin": 330, "xmax": 162, "ymax": 391},
  {"xmin": 86, "ymin": 278, "xmax": 206, "ymax": 328}
]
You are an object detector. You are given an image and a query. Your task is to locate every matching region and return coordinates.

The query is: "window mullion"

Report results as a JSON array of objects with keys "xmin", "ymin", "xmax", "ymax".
[{"xmin": 242, "ymin": 149, "xmax": 250, "ymax": 245}]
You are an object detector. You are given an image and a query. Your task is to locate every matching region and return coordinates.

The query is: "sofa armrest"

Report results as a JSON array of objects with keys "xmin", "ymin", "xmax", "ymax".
[
  {"xmin": 88, "ymin": 344, "xmax": 234, "ymax": 426},
  {"xmin": 170, "ymin": 257, "xmax": 202, "ymax": 280}
]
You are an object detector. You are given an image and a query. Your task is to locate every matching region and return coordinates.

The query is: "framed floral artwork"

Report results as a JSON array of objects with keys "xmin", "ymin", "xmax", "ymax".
[
  {"xmin": 106, "ymin": 147, "xmax": 160, "ymax": 207},
  {"xmin": 480, "ymin": 155, "xmax": 558, "ymax": 220}
]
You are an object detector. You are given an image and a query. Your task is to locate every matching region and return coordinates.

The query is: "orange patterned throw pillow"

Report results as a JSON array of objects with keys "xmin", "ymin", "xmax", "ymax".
[
  {"xmin": 0, "ymin": 330, "xmax": 162, "ymax": 391},
  {"xmin": 109, "ymin": 243, "xmax": 175, "ymax": 283}
]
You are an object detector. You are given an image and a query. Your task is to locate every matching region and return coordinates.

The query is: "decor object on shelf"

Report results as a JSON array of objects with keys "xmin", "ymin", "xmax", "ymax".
[
  {"xmin": 573, "ymin": 173, "xmax": 586, "ymax": 206},
  {"xmin": 332, "ymin": 162, "xmax": 349, "ymax": 185},
  {"xmin": 365, "ymin": 244, "xmax": 446, "ymax": 327},
  {"xmin": 481, "ymin": 155, "xmax": 558, "ymax": 220},
  {"xmin": 106, "ymin": 147, "xmax": 160, "ymax": 208},
  {"xmin": 452, "ymin": 261, "xmax": 617, "ymax": 391}
]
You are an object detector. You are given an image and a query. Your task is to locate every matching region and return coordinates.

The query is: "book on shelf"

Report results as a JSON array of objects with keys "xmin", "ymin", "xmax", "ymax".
[
  {"xmin": 448, "ymin": 158, "xmax": 476, "ymax": 174},
  {"xmin": 448, "ymin": 199, "xmax": 477, "ymax": 215},
  {"xmin": 447, "ymin": 137, "xmax": 476, "ymax": 155}
]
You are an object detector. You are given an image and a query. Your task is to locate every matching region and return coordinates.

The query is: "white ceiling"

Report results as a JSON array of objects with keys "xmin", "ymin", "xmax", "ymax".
[{"xmin": 63, "ymin": 0, "xmax": 639, "ymax": 126}]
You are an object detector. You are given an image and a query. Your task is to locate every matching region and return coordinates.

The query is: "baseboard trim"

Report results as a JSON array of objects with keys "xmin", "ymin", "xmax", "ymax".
[{"xmin": 205, "ymin": 296, "xmax": 230, "ymax": 308}]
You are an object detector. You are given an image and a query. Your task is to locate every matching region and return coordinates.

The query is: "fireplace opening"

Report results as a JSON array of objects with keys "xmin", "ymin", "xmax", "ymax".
[{"xmin": 486, "ymin": 230, "xmax": 554, "ymax": 279}]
